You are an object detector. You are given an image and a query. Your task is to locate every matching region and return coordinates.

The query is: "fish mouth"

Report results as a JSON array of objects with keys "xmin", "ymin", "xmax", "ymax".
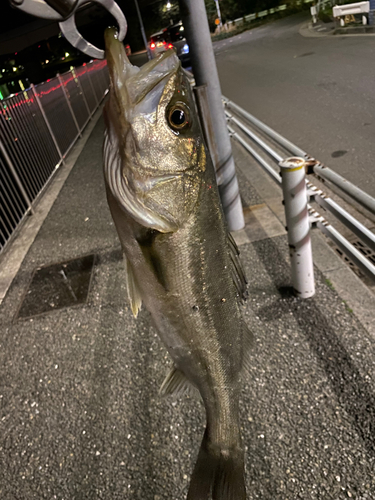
[{"xmin": 104, "ymin": 27, "xmax": 180, "ymax": 108}]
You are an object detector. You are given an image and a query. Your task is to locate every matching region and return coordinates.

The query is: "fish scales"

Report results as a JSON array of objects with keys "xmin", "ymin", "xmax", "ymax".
[{"xmin": 103, "ymin": 27, "xmax": 251, "ymax": 500}]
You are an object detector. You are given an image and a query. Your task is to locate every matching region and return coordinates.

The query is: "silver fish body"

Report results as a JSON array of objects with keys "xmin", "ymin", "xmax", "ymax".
[{"xmin": 103, "ymin": 28, "xmax": 251, "ymax": 500}]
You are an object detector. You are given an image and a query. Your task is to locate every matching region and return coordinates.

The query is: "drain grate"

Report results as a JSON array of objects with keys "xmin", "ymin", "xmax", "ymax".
[
  {"xmin": 352, "ymin": 240, "xmax": 375, "ymax": 266},
  {"xmin": 333, "ymin": 239, "xmax": 375, "ymax": 287},
  {"xmin": 16, "ymin": 254, "xmax": 95, "ymax": 319}
]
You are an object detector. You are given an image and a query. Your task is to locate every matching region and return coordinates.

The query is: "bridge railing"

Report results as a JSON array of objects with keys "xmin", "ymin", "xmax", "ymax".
[{"xmin": 0, "ymin": 59, "xmax": 109, "ymax": 257}]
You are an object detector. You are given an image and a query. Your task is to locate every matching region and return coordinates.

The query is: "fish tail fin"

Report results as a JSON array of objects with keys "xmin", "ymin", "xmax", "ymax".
[{"xmin": 187, "ymin": 429, "xmax": 246, "ymax": 500}]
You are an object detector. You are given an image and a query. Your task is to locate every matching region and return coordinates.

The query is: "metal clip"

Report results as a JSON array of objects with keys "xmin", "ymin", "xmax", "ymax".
[
  {"xmin": 59, "ymin": 0, "xmax": 127, "ymax": 59},
  {"xmin": 10, "ymin": 0, "xmax": 127, "ymax": 59},
  {"xmin": 10, "ymin": 0, "xmax": 69, "ymax": 21}
]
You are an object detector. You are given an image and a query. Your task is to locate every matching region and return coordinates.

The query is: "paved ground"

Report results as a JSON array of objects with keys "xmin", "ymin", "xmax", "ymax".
[
  {"xmin": 1, "ymin": 107, "xmax": 375, "ymax": 499},
  {"xmin": 215, "ymin": 12, "xmax": 375, "ymax": 197}
]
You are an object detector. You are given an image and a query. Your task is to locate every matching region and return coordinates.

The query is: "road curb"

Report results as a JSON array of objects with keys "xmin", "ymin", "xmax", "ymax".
[
  {"xmin": 299, "ymin": 21, "xmax": 375, "ymax": 37},
  {"xmin": 299, "ymin": 21, "xmax": 335, "ymax": 37}
]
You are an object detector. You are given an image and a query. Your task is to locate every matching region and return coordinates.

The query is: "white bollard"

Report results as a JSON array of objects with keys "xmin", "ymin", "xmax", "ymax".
[
  {"xmin": 310, "ymin": 5, "xmax": 317, "ymax": 24},
  {"xmin": 279, "ymin": 157, "xmax": 315, "ymax": 299}
]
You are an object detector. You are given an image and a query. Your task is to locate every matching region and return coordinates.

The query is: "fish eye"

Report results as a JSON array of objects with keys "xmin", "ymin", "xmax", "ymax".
[{"xmin": 167, "ymin": 104, "xmax": 190, "ymax": 130}]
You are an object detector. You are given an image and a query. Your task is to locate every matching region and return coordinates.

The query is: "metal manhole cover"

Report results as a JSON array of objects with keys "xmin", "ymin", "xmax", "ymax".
[{"xmin": 16, "ymin": 254, "xmax": 95, "ymax": 319}]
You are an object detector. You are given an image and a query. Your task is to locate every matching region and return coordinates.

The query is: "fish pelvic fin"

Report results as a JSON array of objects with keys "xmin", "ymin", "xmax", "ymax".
[
  {"xmin": 159, "ymin": 366, "xmax": 200, "ymax": 400},
  {"xmin": 124, "ymin": 255, "xmax": 142, "ymax": 318},
  {"xmin": 187, "ymin": 429, "xmax": 246, "ymax": 500}
]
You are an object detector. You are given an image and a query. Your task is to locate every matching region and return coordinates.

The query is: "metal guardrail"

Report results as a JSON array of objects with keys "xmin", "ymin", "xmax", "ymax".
[
  {"xmin": 224, "ymin": 97, "xmax": 375, "ymax": 283},
  {"xmin": 222, "ymin": 0, "xmax": 313, "ymax": 32},
  {"xmin": 225, "ymin": 99, "xmax": 375, "ymax": 217},
  {"xmin": 0, "ymin": 59, "xmax": 109, "ymax": 257}
]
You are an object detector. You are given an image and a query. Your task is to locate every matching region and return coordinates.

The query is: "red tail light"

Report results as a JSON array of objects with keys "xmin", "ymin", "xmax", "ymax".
[
  {"xmin": 150, "ymin": 42, "xmax": 155, "ymax": 49},
  {"xmin": 162, "ymin": 41, "xmax": 166, "ymax": 45},
  {"xmin": 167, "ymin": 43, "xmax": 173, "ymax": 49}
]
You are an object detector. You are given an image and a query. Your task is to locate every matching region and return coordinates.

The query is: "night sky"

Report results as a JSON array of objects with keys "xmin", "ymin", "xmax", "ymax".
[{"xmin": 1, "ymin": 2, "xmax": 37, "ymax": 32}]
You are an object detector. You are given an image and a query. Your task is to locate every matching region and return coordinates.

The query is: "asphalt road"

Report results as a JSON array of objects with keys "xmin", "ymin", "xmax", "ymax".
[{"xmin": 214, "ymin": 12, "xmax": 375, "ymax": 197}]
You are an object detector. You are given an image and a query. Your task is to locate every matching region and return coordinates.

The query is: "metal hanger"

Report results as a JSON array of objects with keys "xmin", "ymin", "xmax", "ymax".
[{"xmin": 10, "ymin": 0, "xmax": 127, "ymax": 59}]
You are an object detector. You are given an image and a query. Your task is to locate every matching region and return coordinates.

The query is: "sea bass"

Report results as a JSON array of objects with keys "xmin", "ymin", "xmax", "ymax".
[{"xmin": 103, "ymin": 27, "xmax": 252, "ymax": 500}]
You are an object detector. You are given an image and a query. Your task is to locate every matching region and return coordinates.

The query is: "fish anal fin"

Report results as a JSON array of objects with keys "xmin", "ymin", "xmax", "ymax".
[
  {"xmin": 159, "ymin": 366, "xmax": 200, "ymax": 400},
  {"xmin": 124, "ymin": 256, "xmax": 142, "ymax": 318}
]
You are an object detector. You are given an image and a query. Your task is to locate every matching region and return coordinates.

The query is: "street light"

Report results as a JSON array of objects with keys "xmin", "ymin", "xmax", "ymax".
[{"xmin": 166, "ymin": 1, "xmax": 172, "ymax": 9}]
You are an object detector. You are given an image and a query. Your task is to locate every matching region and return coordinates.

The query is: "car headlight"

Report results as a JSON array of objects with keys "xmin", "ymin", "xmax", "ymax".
[{"xmin": 181, "ymin": 44, "xmax": 189, "ymax": 54}]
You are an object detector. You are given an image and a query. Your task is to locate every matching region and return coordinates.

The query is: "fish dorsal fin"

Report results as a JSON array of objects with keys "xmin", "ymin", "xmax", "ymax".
[
  {"xmin": 228, "ymin": 232, "xmax": 248, "ymax": 302},
  {"xmin": 159, "ymin": 366, "xmax": 200, "ymax": 400},
  {"xmin": 124, "ymin": 255, "xmax": 142, "ymax": 318},
  {"xmin": 103, "ymin": 117, "xmax": 178, "ymax": 233}
]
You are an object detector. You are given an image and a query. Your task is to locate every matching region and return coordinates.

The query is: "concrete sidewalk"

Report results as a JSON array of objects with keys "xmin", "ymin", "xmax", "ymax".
[{"xmin": 1, "ymin": 111, "xmax": 375, "ymax": 499}]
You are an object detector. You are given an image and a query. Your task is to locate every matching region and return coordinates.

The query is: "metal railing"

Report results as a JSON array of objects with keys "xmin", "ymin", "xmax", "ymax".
[
  {"xmin": 224, "ymin": 97, "xmax": 375, "ymax": 283},
  {"xmin": 0, "ymin": 59, "xmax": 109, "ymax": 257},
  {"xmin": 220, "ymin": 0, "xmax": 314, "ymax": 32}
]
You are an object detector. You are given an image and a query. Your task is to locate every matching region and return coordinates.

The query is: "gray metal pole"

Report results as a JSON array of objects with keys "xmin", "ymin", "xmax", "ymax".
[
  {"xmin": 31, "ymin": 84, "xmax": 65, "ymax": 163},
  {"xmin": 134, "ymin": 0, "xmax": 152, "ymax": 60},
  {"xmin": 57, "ymin": 73, "xmax": 82, "ymax": 138},
  {"xmin": 73, "ymin": 67, "xmax": 92, "ymax": 118},
  {"xmin": 194, "ymin": 85, "xmax": 221, "ymax": 172},
  {"xmin": 214, "ymin": 0, "xmax": 222, "ymax": 27},
  {"xmin": 0, "ymin": 139, "xmax": 34, "ymax": 215},
  {"xmin": 86, "ymin": 67, "xmax": 100, "ymax": 107},
  {"xmin": 178, "ymin": 0, "xmax": 244, "ymax": 231}
]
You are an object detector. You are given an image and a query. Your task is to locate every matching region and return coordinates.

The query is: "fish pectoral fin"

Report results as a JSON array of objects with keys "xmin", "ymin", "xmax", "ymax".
[
  {"xmin": 242, "ymin": 324, "xmax": 255, "ymax": 374},
  {"xmin": 159, "ymin": 366, "xmax": 200, "ymax": 400},
  {"xmin": 228, "ymin": 232, "xmax": 248, "ymax": 302},
  {"xmin": 124, "ymin": 256, "xmax": 142, "ymax": 318}
]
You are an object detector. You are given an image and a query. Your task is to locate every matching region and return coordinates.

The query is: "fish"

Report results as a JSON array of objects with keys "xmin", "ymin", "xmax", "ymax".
[{"xmin": 103, "ymin": 27, "xmax": 252, "ymax": 500}]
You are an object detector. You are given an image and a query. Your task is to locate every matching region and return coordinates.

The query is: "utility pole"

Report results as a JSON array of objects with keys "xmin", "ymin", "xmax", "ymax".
[
  {"xmin": 214, "ymin": 0, "xmax": 222, "ymax": 27},
  {"xmin": 133, "ymin": 0, "xmax": 152, "ymax": 60},
  {"xmin": 178, "ymin": 0, "xmax": 244, "ymax": 231}
]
